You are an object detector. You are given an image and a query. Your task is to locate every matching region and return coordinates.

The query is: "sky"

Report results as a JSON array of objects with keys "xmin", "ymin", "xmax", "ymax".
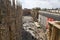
[{"xmin": 18, "ymin": 0, "xmax": 60, "ymax": 9}]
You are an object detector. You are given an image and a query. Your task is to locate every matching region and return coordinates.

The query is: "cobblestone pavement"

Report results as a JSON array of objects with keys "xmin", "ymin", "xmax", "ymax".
[{"xmin": 22, "ymin": 16, "xmax": 47, "ymax": 40}]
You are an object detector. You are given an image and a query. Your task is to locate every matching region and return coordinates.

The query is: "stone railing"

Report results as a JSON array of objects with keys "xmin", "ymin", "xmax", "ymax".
[{"xmin": 48, "ymin": 21, "xmax": 60, "ymax": 40}]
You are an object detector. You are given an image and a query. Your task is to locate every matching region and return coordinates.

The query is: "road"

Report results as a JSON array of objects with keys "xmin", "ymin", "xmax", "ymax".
[{"xmin": 39, "ymin": 11, "xmax": 60, "ymax": 21}]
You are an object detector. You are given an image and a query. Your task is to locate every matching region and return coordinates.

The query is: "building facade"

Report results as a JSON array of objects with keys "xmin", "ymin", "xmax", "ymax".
[{"xmin": 0, "ymin": 0, "xmax": 23, "ymax": 40}]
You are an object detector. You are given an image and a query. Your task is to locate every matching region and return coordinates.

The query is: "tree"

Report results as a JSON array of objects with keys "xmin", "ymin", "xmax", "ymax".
[{"xmin": 32, "ymin": 7, "xmax": 41, "ymax": 11}]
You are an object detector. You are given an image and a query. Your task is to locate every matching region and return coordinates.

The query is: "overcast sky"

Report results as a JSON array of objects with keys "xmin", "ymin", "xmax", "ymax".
[{"xmin": 18, "ymin": 0, "xmax": 60, "ymax": 9}]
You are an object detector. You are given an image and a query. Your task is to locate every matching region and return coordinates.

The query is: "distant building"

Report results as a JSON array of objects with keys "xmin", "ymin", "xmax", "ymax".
[{"xmin": 23, "ymin": 8, "xmax": 31, "ymax": 16}]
